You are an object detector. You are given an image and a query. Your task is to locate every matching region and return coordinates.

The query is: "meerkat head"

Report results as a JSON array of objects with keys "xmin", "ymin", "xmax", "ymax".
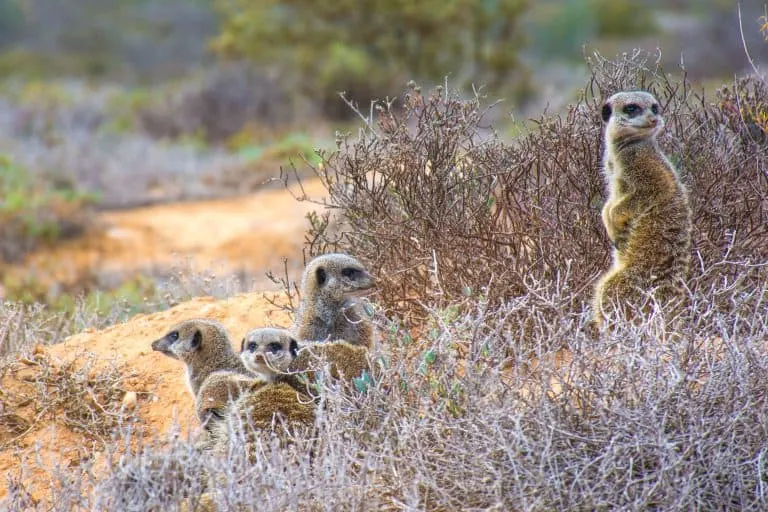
[
  {"xmin": 300, "ymin": 253, "xmax": 375, "ymax": 304},
  {"xmin": 151, "ymin": 318, "xmax": 225, "ymax": 366},
  {"xmin": 240, "ymin": 328, "xmax": 299, "ymax": 381},
  {"xmin": 601, "ymin": 90, "xmax": 664, "ymax": 143}
]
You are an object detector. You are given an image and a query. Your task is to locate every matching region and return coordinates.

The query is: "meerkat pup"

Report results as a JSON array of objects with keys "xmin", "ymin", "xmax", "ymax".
[
  {"xmin": 293, "ymin": 253, "xmax": 376, "ymax": 348},
  {"xmin": 593, "ymin": 90, "xmax": 692, "ymax": 328},
  {"xmin": 239, "ymin": 327, "xmax": 299, "ymax": 381},
  {"xmin": 151, "ymin": 318, "xmax": 249, "ymax": 397}
]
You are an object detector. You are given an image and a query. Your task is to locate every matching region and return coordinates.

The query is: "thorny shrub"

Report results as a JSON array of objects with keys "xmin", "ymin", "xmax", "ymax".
[
  {"xmin": 293, "ymin": 50, "xmax": 768, "ymax": 325},
  {"xmin": 3, "ymin": 262, "xmax": 767, "ymax": 510},
  {"xmin": 0, "ymin": 350, "xmax": 139, "ymax": 459}
]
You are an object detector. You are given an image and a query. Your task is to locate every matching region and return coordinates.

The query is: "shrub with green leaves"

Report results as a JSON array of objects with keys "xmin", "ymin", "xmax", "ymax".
[
  {"xmin": 0, "ymin": 155, "xmax": 93, "ymax": 263},
  {"xmin": 212, "ymin": 0, "xmax": 530, "ymax": 117}
]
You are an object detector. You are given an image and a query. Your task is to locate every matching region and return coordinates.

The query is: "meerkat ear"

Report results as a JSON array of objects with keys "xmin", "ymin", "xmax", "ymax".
[
  {"xmin": 601, "ymin": 102, "xmax": 612, "ymax": 123},
  {"xmin": 289, "ymin": 338, "xmax": 299, "ymax": 358},
  {"xmin": 240, "ymin": 337, "xmax": 246, "ymax": 352},
  {"xmin": 315, "ymin": 267, "xmax": 327, "ymax": 287},
  {"xmin": 190, "ymin": 330, "xmax": 202, "ymax": 350}
]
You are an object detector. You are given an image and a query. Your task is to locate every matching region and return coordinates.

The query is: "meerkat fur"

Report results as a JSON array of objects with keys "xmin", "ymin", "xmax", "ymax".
[
  {"xmin": 151, "ymin": 318, "xmax": 249, "ymax": 397},
  {"xmin": 195, "ymin": 370, "xmax": 265, "ymax": 429},
  {"xmin": 289, "ymin": 340, "xmax": 372, "ymax": 386},
  {"xmin": 593, "ymin": 90, "xmax": 692, "ymax": 328},
  {"xmin": 293, "ymin": 253, "xmax": 376, "ymax": 348}
]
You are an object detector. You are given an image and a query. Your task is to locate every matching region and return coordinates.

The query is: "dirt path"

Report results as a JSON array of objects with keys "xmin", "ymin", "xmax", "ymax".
[{"xmin": 2, "ymin": 179, "xmax": 329, "ymax": 294}]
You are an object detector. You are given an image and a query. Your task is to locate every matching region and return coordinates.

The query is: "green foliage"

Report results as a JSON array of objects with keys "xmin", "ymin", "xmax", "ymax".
[
  {"xmin": 528, "ymin": 0, "xmax": 656, "ymax": 60},
  {"xmin": 590, "ymin": 0, "xmax": 656, "ymax": 37},
  {"xmin": 0, "ymin": 0, "xmax": 23, "ymax": 47},
  {"xmin": 212, "ymin": 0, "xmax": 530, "ymax": 116},
  {"xmin": 0, "ymin": 154, "xmax": 94, "ymax": 262}
]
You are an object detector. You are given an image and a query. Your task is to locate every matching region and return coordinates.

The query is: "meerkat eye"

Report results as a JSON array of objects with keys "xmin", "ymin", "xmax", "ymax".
[
  {"xmin": 167, "ymin": 331, "xmax": 179, "ymax": 342},
  {"xmin": 341, "ymin": 267, "xmax": 359, "ymax": 279},
  {"xmin": 622, "ymin": 104, "xmax": 641, "ymax": 117},
  {"xmin": 247, "ymin": 341, "xmax": 257, "ymax": 352},
  {"xmin": 651, "ymin": 104, "xmax": 659, "ymax": 115},
  {"xmin": 315, "ymin": 267, "xmax": 327, "ymax": 287},
  {"xmin": 267, "ymin": 342, "xmax": 283, "ymax": 354},
  {"xmin": 601, "ymin": 103, "xmax": 612, "ymax": 122}
]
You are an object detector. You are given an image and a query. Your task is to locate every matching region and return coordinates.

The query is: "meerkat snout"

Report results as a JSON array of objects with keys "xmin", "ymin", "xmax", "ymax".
[
  {"xmin": 151, "ymin": 326, "xmax": 202, "ymax": 360},
  {"xmin": 314, "ymin": 261, "xmax": 375, "ymax": 301}
]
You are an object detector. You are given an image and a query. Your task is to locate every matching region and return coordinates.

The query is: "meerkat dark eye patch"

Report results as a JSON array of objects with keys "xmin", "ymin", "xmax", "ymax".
[
  {"xmin": 247, "ymin": 341, "xmax": 257, "ymax": 352},
  {"xmin": 267, "ymin": 342, "xmax": 283, "ymax": 354},
  {"xmin": 289, "ymin": 338, "xmax": 299, "ymax": 358},
  {"xmin": 341, "ymin": 267, "xmax": 359, "ymax": 279},
  {"xmin": 601, "ymin": 103, "xmax": 612, "ymax": 122},
  {"xmin": 190, "ymin": 330, "xmax": 202, "ymax": 350},
  {"xmin": 622, "ymin": 104, "xmax": 641, "ymax": 117},
  {"xmin": 316, "ymin": 267, "xmax": 327, "ymax": 287},
  {"xmin": 167, "ymin": 330, "xmax": 179, "ymax": 342},
  {"xmin": 651, "ymin": 104, "xmax": 659, "ymax": 115}
]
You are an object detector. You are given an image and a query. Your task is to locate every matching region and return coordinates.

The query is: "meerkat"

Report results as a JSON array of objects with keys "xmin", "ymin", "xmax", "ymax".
[
  {"xmin": 239, "ymin": 327, "xmax": 300, "ymax": 381},
  {"xmin": 293, "ymin": 253, "xmax": 376, "ymax": 348},
  {"xmin": 151, "ymin": 318, "xmax": 249, "ymax": 397},
  {"xmin": 592, "ymin": 90, "xmax": 692, "ymax": 328}
]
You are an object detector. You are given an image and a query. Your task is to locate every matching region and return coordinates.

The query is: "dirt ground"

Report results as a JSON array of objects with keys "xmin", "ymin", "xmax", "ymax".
[
  {"xmin": 0, "ymin": 179, "xmax": 328, "ymax": 505},
  {"xmin": 1, "ymin": 178, "xmax": 329, "ymax": 295}
]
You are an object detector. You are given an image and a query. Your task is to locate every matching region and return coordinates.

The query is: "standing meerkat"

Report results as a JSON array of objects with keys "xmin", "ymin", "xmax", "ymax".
[
  {"xmin": 151, "ymin": 318, "xmax": 249, "ymax": 397},
  {"xmin": 592, "ymin": 90, "xmax": 692, "ymax": 328},
  {"xmin": 293, "ymin": 253, "xmax": 376, "ymax": 348}
]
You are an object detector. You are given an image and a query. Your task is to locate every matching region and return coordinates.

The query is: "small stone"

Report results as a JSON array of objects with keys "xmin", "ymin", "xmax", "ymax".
[{"xmin": 122, "ymin": 391, "xmax": 138, "ymax": 410}]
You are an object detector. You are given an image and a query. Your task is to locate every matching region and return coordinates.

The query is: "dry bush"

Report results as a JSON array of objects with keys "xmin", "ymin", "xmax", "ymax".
[
  {"xmin": 0, "ymin": 300, "xmax": 131, "ymax": 358},
  {"xmin": 0, "ymin": 351, "xmax": 138, "ymax": 447},
  {"xmin": 138, "ymin": 63, "xmax": 293, "ymax": 144},
  {"xmin": 295, "ymin": 50, "xmax": 768, "ymax": 325},
  {"xmin": 3, "ymin": 263, "xmax": 767, "ymax": 510}
]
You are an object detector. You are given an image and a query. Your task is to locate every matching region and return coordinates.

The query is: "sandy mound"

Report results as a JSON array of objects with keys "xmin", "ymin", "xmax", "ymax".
[{"xmin": 0, "ymin": 289, "xmax": 293, "ymax": 504}]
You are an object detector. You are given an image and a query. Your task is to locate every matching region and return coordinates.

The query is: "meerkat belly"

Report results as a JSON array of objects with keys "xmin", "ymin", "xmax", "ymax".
[{"xmin": 622, "ymin": 202, "xmax": 689, "ymax": 268}]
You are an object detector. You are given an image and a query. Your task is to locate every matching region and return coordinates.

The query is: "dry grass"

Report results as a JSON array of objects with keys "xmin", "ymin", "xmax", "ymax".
[
  {"xmin": 2, "ymin": 51, "xmax": 768, "ymax": 510},
  {"xmin": 2, "ymin": 262, "xmax": 767, "ymax": 511}
]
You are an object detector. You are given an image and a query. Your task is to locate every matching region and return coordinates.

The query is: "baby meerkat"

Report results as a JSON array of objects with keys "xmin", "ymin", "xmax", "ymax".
[
  {"xmin": 593, "ymin": 90, "xmax": 692, "ymax": 328},
  {"xmin": 239, "ymin": 327, "xmax": 299, "ymax": 382},
  {"xmin": 293, "ymin": 253, "xmax": 376, "ymax": 348},
  {"xmin": 151, "ymin": 318, "xmax": 248, "ymax": 397}
]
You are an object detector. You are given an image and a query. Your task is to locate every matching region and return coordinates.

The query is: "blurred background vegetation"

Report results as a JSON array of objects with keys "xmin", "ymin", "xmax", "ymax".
[{"xmin": 0, "ymin": 0, "xmax": 765, "ymax": 319}]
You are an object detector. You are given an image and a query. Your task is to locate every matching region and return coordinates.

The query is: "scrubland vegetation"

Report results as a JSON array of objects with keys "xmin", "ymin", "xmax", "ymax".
[
  {"xmin": 1, "ymin": 0, "xmax": 768, "ymax": 510},
  {"xmin": 3, "ymin": 46, "xmax": 768, "ymax": 509}
]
